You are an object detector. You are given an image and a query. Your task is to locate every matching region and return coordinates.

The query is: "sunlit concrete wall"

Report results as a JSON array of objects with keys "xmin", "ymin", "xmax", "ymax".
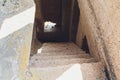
[
  {"xmin": 0, "ymin": 0, "xmax": 35, "ymax": 80},
  {"xmin": 76, "ymin": 0, "xmax": 101, "ymax": 61},
  {"xmin": 77, "ymin": 0, "xmax": 120, "ymax": 79}
]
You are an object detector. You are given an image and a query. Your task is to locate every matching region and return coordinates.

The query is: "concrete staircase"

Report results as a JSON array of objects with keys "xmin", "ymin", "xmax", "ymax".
[{"xmin": 26, "ymin": 42, "xmax": 107, "ymax": 80}]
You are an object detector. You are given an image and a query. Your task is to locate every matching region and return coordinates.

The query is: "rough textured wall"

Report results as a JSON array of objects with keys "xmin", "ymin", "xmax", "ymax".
[
  {"xmin": 76, "ymin": 0, "xmax": 101, "ymax": 60},
  {"xmin": 0, "ymin": 0, "xmax": 35, "ymax": 80},
  {"xmin": 77, "ymin": 0, "xmax": 120, "ymax": 79},
  {"xmin": 30, "ymin": 0, "xmax": 41, "ymax": 56},
  {"xmin": 30, "ymin": 20, "xmax": 42, "ymax": 56}
]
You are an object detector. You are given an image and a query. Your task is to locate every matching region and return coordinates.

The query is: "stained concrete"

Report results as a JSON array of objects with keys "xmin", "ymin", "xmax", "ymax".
[
  {"xmin": 0, "ymin": 24, "xmax": 33, "ymax": 80},
  {"xmin": 0, "ymin": 0, "xmax": 35, "ymax": 80},
  {"xmin": 76, "ymin": 0, "xmax": 120, "ymax": 79},
  {"xmin": 0, "ymin": 0, "xmax": 34, "ymax": 22}
]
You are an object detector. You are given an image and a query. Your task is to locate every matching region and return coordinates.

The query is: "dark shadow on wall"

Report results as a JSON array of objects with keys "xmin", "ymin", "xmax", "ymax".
[
  {"xmin": 81, "ymin": 36, "xmax": 90, "ymax": 54},
  {"xmin": 70, "ymin": 0, "xmax": 80, "ymax": 42},
  {"xmin": 30, "ymin": 18, "xmax": 42, "ymax": 56},
  {"xmin": 104, "ymin": 67, "xmax": 110, "ymax": 80}
]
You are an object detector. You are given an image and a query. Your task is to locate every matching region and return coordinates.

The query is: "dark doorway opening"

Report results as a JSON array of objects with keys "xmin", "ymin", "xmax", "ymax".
[
  {"xmin": 37, "ymin": 0, "xmax": 70, "ymax": 42},
  {"xmin": 40, "ymin": 0, "xmax": 62, "ymax": 29}
]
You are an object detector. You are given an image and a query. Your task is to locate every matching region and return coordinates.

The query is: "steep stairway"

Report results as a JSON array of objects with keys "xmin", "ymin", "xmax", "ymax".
[{"xmin": 26, "ymin": 42, "xmax": 107, "ymax": 80}]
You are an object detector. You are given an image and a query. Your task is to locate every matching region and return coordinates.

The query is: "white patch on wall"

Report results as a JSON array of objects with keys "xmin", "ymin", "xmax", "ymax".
[
  {"xmin": 44, "ymin": 21, "xmax": 56, "ymax": 32},
  {"xmin": 56, "ymin": 64, "xmax": 83, "ymax": 80}
]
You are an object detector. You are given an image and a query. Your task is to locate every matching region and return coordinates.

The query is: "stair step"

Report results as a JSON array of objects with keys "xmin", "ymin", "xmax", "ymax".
[
  {"xmin": 42, "ymin": 43, "xmax": 81, "ymax": 50},
  {"xmin": 41, "ymin": 49, "xmax": 85, "ymax": 54},
  {"xmin": 41, "ymin": 42, "xmax": 83, "ymax": 53},
  {"xmin": 37, "ymin": 50, "xmax": 86, "ymax": 55},
  {"xmin": 43, "ymin": 42, "xmax": 75, "ymax": 46},
  {"xmin": 41, "ymin": 47, "xmax": 82, "ymax": 52},
  {"xmin": 27, "ymin": 61, "xmax": 105, "ymax": 80},
  {"xmin": 30, "ymin": 58, "xmax": 96, "ymax": 68},
  {"xmin": 31, "ymin": 53, "xmax": 91, "ymax": 60},
  {"xmin": 27, "ymin": 64, "xmax": 83, "ymax": 80},
  {"xmin": 40, "ymin": 47, "xmax": 85, "ymax": 54}
]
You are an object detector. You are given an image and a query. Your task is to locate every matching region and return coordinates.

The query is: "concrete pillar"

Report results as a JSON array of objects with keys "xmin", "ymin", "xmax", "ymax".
[{"xmin": 0, "ymin": 0, "xmax": 35, "ymax": 80}]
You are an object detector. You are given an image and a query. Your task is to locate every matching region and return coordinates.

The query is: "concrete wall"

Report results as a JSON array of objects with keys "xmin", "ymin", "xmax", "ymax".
[
  {"xmin": 0, "ymin": 0, "xmax": 35, "ymax": 80},
  {"xmin": 76, "ymin": 0, "xmax": 101, "ymax": 60},
  {"xmin": 30, "ymin": 0, "xmax": 42, "ymax": 56},
  {"xmin": 76, "ymin": 0, "xmax": 120, "ymax": 79}
]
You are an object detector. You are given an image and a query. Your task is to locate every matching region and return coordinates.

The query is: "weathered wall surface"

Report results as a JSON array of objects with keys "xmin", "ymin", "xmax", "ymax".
[
  {"xmin": 77, "ymin": 0, "xmax": 120, "ymax": 79},
  {"xmin": 34, "ymin": 0, "xmax": 41, "ymax": 19},
  {"xmin": 0, "ymin": 0, "xmax": 35, "ymax": 80},
  {"xmin": 0, "ymin": 24, "xmax": 33, "ymax": 80},
  {"xmin": 76, "ymin": 0, "xmax": 101, "ymax": 60},
  {"xmin": 30, "ymin": 0, "xmax": 42, "ymax": 56}
]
